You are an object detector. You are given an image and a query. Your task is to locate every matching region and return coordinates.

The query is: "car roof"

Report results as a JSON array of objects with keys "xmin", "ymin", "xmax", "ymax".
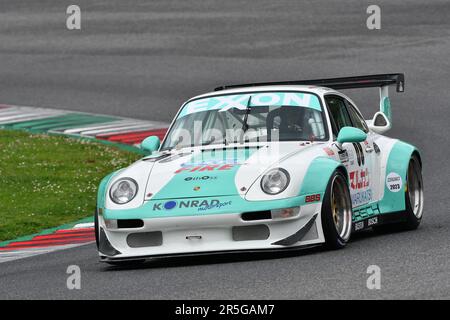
[{"xmin": 187, "ymin": 85, "xmax": 339, "ymax": 102}]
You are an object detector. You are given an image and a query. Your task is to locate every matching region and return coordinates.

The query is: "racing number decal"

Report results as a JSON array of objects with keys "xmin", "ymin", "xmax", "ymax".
[
  {"xmin": 352, "ymin": 143, "xmax": 364, "ymax": 166},
  {"xmin": 349, "ymin": 142, "xmax": 372, "ymax": 207}
]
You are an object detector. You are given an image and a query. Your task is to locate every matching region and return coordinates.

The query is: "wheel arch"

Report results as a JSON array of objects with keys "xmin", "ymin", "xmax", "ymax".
[
  {"xmin": 303, "ymin": 157, "xmax": 352, "ymax": 249},
  {"xmin": 335, "ymin": 165, "xmax": 349, "ymax": 182},
  {"xmin": 379, "ymin": 140, "xmax": 421, "ymax": 214},
  {"xmin": 299, "ymin": 156, "xmax": 347, "ymax": 198}
]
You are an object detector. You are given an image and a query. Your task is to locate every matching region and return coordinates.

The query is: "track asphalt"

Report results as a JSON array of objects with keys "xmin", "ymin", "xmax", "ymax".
[{"xmin": 0, "ymin": 0, "xmax": 449, "ymax": 299}]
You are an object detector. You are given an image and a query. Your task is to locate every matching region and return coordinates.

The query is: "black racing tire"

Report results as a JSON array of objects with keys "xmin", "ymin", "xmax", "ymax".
[
  {"xmin": 399, "ymin": 155, "xmax": 424, "ymax": 230},
  {"xmin": 374, "ymin": 155, "xmax": 424, "ymax": 233},
  {"xmin": 321, "ymin": 170, "xmax": 353, "ymax": 249},
  {"xmin": 94, "ymin": 207, "xmax": 100, "ymax": 249}
]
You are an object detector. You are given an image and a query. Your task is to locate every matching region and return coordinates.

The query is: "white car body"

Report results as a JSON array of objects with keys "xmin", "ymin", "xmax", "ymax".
[{"xmin": 95, "ymin": 74, "xmax": 422, "ymax": 262}]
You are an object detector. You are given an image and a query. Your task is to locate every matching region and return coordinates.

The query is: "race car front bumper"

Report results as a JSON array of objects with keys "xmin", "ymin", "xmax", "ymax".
[{"xmin": 97, "ymin": 201, "xmax": 325, "ymax": 261}]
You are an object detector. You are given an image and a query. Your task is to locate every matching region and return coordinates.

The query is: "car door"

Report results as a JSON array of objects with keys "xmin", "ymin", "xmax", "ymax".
[
  {"xmin": 325, "ymin": 95, "xmax": 372, "ymax": 208},
  {"xmin": 344, "ymin": 100, "xmax": 380, "ymax": 206}
]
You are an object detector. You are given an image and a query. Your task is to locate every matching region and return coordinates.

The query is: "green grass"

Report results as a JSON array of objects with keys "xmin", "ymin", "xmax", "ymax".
[{"xmin": 0, "ymin": 130, "xmax": 140, "ymax": 241}]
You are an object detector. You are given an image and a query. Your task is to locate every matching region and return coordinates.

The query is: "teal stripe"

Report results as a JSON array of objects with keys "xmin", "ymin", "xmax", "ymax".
[
  {"xmin": 378, "ymin": 141, "xmax": 418, "ymax": 214},
  {"xmin": 152, "ymin": 147, "xmax": 258, "ymax": 199},
  {"xmin": 299, "ymin": 156, "xmax": 343, "ymax": 196},
  {"xmin": 104, "ymin": 194, "xmax": 306, "ymax": 220}
]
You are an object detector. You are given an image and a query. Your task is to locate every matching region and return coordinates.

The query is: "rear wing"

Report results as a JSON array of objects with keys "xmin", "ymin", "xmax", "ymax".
[
  {"xmin": 214, "ymin": 73, "xmax": 405, "ymax": 93},
  {"xmin": 214, "ymin": 73, "xmax": 404, "ymax": 124}
]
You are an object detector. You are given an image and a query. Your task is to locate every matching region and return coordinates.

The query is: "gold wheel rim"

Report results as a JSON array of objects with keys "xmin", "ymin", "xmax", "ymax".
[{"xmin": 330, "ymin": 175, "xmax": 352, "ymax": 241}]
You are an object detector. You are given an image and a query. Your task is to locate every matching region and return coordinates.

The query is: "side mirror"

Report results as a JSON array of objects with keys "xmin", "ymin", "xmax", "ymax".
[
  {"xmin": 367, "ymin": 112, "xmax": 391, "ymax": 134},
  {"xmin": 336, "ymin": 127, "xmax": 367, "ymax": 147},
  {"xmin": 140, "ymin": 136, "xmax": 160, "ymax": 154}
]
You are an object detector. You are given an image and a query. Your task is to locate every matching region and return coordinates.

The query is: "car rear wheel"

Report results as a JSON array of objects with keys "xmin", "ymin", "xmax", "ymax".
[
  {"xmin": 321, "ymin": 170, "xmax": 353, "ymax": 249},
  {"xmin": 375, "ymin": 155, "xmax": 424, "ymax": 233},
  {"xmin": 404, "ymin": 155, "xmax": 424, "ymax": 228}
]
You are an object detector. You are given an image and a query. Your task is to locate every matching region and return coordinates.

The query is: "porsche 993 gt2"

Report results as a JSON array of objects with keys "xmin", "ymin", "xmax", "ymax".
[{"xmin": 95, "ymin": 73, "xmax": 424, "ymax": 263}]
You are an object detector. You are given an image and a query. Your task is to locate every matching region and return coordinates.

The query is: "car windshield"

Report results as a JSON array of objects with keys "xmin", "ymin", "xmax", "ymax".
[{"xmin": 161, "ymin": 91, "xmax": 327, "ymax": 150}]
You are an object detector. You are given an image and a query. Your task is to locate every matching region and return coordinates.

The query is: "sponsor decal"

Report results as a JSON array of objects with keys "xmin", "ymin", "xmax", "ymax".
[
  {"xmin": 179, "ymin": 92, "xmax": 322, "ymax": 117},
  {"xmin": 153, "ymin": 199, "xmax": 232, "ymax": 212},
  {"xmin": 349, "ymin": 169, "xmax": 370, "ymax": 190},
  {"xmin": 184, "ymin": 176, "xmax": 217, "ymax": 181},
  {"xmin": 354, "ymin": 221, "xmax": 364, "ymax": 231},
  {"xmin": 351, "ymin": 189, "xmax": 373, "ymax": 206},
  {"xmin": 176, "ymin": 159, "xmax": 242, "ymax": 174},
  {"xmin": 386, "ymin": 172, "xmax": 402, "ymax": 192},
  {"xmin": 197, "ymin": 200, "xmax": 232, "ymax": 212},
  {"xmin": 175, "ymin": 164, "xmax": 236, "ymax": 174},
  {"xmin": 163, "ymin": 200, "xmax": 177, "ymax": 210},
  {"xmin": 338, "ymin": 149, "xmax": 349, "ymax": 163},
  {"xmin": 305, "ymin": 194, "xmax": 321, "ymax": 203},
  {"xmin": 368, "ymin": 216, "xmax": 378, "ymax": 226},
  {"xmin": 353, "ymin": 216, "xmax": 379, "ymax": 232}
]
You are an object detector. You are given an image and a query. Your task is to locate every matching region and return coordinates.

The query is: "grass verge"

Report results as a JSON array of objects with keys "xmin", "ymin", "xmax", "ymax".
[{"xmin": 0, "ymin": 129, "xmax": 140, "ymax": 241}]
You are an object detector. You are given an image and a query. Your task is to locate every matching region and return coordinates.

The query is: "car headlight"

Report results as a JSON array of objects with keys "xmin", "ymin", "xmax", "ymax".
[
  {"xmin": 109, "ymin": 178, "xmax": 138, "ymax": 204},
  {"xmin": 260, "ymin": 168, "xmax": 290, "ymax": 195}
]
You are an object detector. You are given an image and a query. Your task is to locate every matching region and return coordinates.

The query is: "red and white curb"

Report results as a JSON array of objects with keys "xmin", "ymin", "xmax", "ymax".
[
  {"xmin": 0, "ymin": 225, "xmax": 95, "ymax": 263},
  {"xmin": 0, "ymin": 104, "xmax": 168, "ymax": 145},
  {"xmin": 0, "ymin": 103, "xmax": 170, "ymax": 261}
]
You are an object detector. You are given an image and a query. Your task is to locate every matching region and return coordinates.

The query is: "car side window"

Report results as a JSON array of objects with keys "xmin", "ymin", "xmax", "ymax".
[
  {"xmin": 325, "ymin": 95, "xmax": 353, "ymax": 138},
  {"xmin": 345, "ymin": 101, "xmax": 369, "ymax": 133}
]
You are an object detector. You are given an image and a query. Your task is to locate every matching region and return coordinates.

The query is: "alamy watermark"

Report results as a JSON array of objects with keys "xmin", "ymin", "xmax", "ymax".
[
  {"xmin": 66, "ymin": 265, "xmax": 81, "ymax": 290},
  {"xmin": 366, "ymin": 5, "xmax": 381, "ymax": 30},
  {"xmin": 366, "ymin": 265, "xmax": 381, "ymax": 290},
  {"xmin": 66, "ymin": 5, "xmax": 81, "ymax": 30}
]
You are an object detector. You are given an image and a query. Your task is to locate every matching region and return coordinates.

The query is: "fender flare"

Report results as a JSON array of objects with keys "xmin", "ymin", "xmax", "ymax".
[
  {"xmin": 379, "ymin": 141, "xmax": 421, "ymax": 213},
  {"xmin": 299, "ymin": 156, "xmax": 347, "ymax": 198}
]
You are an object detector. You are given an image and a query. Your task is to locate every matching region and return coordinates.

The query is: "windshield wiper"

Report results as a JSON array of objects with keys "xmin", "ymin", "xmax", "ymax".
[{"xmin": 242, "ymin": 96, "xmax": 252, "ymax": 132}]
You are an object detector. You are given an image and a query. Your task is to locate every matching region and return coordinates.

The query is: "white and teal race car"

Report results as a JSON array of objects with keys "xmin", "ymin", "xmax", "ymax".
[{"xmin": 95, "ymin": 73, "xmax": 424, "ymax": 263}]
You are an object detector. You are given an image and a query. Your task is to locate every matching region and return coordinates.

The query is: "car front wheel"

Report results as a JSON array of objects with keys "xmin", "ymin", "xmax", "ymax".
[{"xmin": 321, "ymin": 170, "xmax": 353, "ymax": 249}]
